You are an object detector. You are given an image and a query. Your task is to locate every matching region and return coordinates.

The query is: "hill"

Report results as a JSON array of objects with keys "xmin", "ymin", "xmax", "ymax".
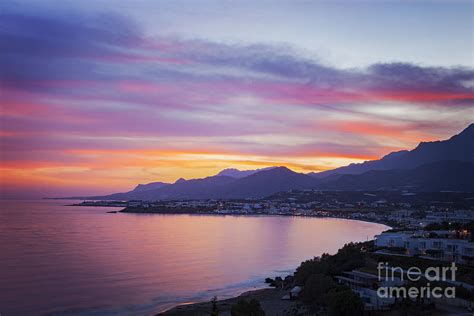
[
  {"xmin": 70, "ymin": 123, "xmax": 474, "ymax": 200},
  {"xmin": 317, "ymin": 160, "xmax": 474, "ymax": 192},
  {"xmin": 217, "ymin": 166, "xmax": 319, "ymax": 199},
  {"xmin": 310, "ymin": 123, "xmax": 474, "ymax": 178}
]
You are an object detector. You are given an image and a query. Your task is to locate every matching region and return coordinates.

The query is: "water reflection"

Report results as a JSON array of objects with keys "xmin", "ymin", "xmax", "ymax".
[{"xmin": 0, "ymin": 200, "xmax": 388, "ymax": 315}]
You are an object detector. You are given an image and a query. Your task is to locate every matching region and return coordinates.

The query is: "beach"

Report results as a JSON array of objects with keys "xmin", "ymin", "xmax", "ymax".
[{"xmin": 159, "ymin": 288, "xmax": 298, "ymax": 316}]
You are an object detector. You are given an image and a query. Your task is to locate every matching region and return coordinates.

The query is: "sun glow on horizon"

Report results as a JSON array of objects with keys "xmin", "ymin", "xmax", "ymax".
[{"xmin": 1, "ymin": 1, "xmax": 473, "ymax": 198}]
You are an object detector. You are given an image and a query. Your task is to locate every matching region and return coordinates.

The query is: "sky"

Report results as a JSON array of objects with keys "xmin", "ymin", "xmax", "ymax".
[{"xmin": 1, "ymin": 0, "xmax": 473, "ymax": 198}]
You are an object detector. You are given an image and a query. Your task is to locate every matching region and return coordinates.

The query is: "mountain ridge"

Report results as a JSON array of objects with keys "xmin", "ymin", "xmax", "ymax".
[
  {"xmin": 216, "ymin": 167, "xmax": 275, "ymax": 178},
  {"xmin": 310, "ymin": 123, "xmax": 474, "ymax": 178},
  {"xmin": 317, "ymin": 160, "xmax": 474, "ymax": 192},
  {"xmin": 69, "ymin": 123, "xmax": 474, "ymax": 200}
]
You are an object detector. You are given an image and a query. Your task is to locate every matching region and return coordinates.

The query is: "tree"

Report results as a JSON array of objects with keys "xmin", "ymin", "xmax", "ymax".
[
  {"xmin": 301, "ymin": 273, "xmax": 336, "ymax": 304},
  {"xmin": 327, "ymin": 288, "xmax": 364, "ymax": 316},
  {"xmin": 294, "ymin": 242, "xmax": 366, "ymax": 285},
  {"xmin": 230, "ymin": 298, "xmax": 265, "ymax": 316},
  {"xmin": 210, "ymin": 296, "xmax": 219, "ymax": 316}
]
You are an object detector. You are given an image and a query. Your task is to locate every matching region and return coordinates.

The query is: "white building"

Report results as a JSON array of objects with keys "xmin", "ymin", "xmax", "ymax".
[
  {"xmin": 335, "ymin": 270, "xmax": 396, "ymax": 310},
  {"xmin": 127, "ymin": 200, "xmax": 143, "ymax": 208},
  {"xmin": 424, "ymin": 210, "xmax": 474, "ymax": 225},
  {"xmin": 374, "ymin": 231, "xmax": 474, "ymax": 265}
]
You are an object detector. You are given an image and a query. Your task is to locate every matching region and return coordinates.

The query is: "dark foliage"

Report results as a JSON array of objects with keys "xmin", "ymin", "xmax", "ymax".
[
  {"xmin": 294, "ymin": 242, "xmax": 366, "ymax": 286},
  {"xmin": 210, "ymin": 296, "xmax": 219, "ymax": 316},
  {"xmin": 230, "ymin": 298, "xmax": 265, "ymax": 316},
  {"xmin": 300, "ymin": 274, "xmax": 337, "ymax": 304},
  {"xmin": 327, "ymin": 288, "xmax": 364, "ymax": 316}
]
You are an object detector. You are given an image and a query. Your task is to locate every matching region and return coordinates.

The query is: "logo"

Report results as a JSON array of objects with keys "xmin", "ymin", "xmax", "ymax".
[{"xmin": 376, "ymin": 262, "xmax": 457, "ymax": 299}]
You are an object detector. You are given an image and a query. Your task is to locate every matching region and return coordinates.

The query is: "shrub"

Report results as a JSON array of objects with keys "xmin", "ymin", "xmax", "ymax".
[
  {"xmin": 300, "ymin": 273, "xmax": 336, "ymax": 304},
  {"xmin": 210, "ymin": 296, "xmax": 219, "ymax": 316},
  {"xmin": 327, "ymin": 288, "xmax": 364, "ymax": 316},
  {"xmin": 294, "ymin": 242, "xmax": 366, "ymax": 285},
  {"xmin": 230, "ymin": 298, "xmax": 265, "ymax": 316}
]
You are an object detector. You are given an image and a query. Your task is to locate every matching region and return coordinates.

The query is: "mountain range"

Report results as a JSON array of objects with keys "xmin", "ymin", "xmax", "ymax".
[
  {"xmin": 309, "ymin": 123, "xmax": 474, "ymax": 178},
  {"xmin": 79, "ymin": 123, "xmax": 474, "ymax": 200}
]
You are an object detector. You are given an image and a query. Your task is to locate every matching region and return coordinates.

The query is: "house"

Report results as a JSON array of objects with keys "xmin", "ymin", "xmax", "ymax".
[
  {"xmin": 335, "ymin": 270, "xmax": 396, "ymax": 310},
  {"xmin": 127, "ymin": 200, "xmax": 143, "ymax": 208},
  {"xmin": 425, "ymin": 210, "xmax": 474, "ymax": 225},
  {"xmin": 374, "ymin": 231, "xmax": 474, "ymax": 265},
  {"xmin": 335, "ymin": 270, "xmax": 379, "ymax": 289},
  {"xmin": 374, "ymin": 232, "xmax": 415, "ymax": 249}
]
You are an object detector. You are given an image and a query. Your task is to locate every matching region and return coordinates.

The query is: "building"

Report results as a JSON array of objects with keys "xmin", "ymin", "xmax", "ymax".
[
  {"xmin": 374, "ymin": 231, "xmax": 474, "ymax": 266},
  {"xmin": 127, "ymin": 200, "xmax": 143, "ymax": 208},
  {"xmin": 424, "ymin": 210, "xmax": 474, "ymax": 225},
  {"xmin": 335, "ymin": 270, "xmax": 396, "ymax": 310}
]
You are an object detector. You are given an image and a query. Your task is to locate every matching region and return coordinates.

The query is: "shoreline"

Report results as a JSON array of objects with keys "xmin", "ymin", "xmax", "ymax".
[
  {"xmin": 115, "ymin": 207, "xmax": 395, "ymax": 230},
  {"xmin": 145, "ymin": 214, "xmax": 390, "ymax": 315},
  {"xmin": 69, "ymin": 201, "xmax": 395, "ymax": 229},
  {"xmin": 158, "ymin": 288, "xmax": 295, "ymax": 316},
  {"xmin": 76, "ymin": 204, "xmax": 393, "ymax": 315}
]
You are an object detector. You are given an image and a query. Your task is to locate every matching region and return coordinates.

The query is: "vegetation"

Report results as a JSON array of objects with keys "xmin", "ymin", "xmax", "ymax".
[
  {"xmin": 210, "ymin": 296, "xmax": 219, "ymax": 316},
  {"xmin": 294, "ymin": 242, "xmax": 367, "ymax": 286},
  {"xmin": 291, "ymin": 240, "xmax": 474, "ymax": 314},
  {"xmin": 300, "ymin": 274, "xmax": 336, "ymax": 304},
  {"xmin": 327, "ymin": 287, "xmax": 364, "ymax": 316},
  {"xmin": 391, "ymin": 296, "xmax": 436, "ymax": 314},
  {"xmin": 455, "ymin": 285, "xmax": 474, "ymax": 301},
  {"xmin": 230, "ymin": 298, "xmax": 265, "ymax": 316},
  {"xmin": 292, "ymin": 242, "xmax": 366, "ymax": 314}
]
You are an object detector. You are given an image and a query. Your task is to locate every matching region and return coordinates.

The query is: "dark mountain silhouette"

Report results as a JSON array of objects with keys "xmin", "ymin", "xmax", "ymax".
[
  {"xmin": 317, "ymin": 161, "xmax": 474, "ymax": 192},
  {"xmin": 138, "ymin": 167, "xmax": 316, "ymax": 199},
  {"xmin": 81, "ymin": 181, "xmax": 170, "ymax": 200},
  {"xmin": 133, "ymin": 182, "xmax": 169, "ymax": 192},
  {"xmin": 174, "ymin": 178, "xmax": 186, "ymax": 184},
  {"xmin": 84, "ymin": 167, "xmax": 318, "ymax": 200},
  {"xmin": 216, "ymin": 167, "xmax": 275, "ymax": 178},
  {"xmin": 310, "ymin": 123, "xmax": 474, "ymax": 178},
  {"xmin": 149, "ymin": 175, "xmax": 236, "ymax": 200},
  {"xmin": 72, "ymin": 123, "xmax": 474, "ymax": 200},
  {"xmin": 217, "ymin": 166, "xmax": 318, "ymax": 199}
]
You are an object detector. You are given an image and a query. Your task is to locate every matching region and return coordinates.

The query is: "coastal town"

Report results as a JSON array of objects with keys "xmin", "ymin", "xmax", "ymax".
[
  {"xmin": 76, "ymin": 189, "xmax": 474, "ymax": 230},
  {"xmin": 72, "ymin": 189, "xmax": 474, "ymax": 315},
  {"xmin": 3, "ymin": 0, "xmax": 473, "ymax": 314}
]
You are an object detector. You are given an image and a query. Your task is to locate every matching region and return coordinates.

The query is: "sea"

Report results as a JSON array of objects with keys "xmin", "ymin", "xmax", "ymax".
[{"xmin": 0, "ymin": 199, "xmax": 388, "ymax": 315}]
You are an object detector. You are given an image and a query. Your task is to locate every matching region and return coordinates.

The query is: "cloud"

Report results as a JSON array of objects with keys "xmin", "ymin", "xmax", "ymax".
[
  {"xmin": 0, "ymin": 5, "xmax": 473, "ymax": 196},
  {"xmin": 1, "ymin": 9, "xmax": 473, "ymax": 106},
  {"xmin": 367, "ymin": 62, "xmax": 474, "ymax": 92}
]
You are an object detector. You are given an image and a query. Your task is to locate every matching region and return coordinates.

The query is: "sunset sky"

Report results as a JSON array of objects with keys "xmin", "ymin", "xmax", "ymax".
[{"xmin": 1, "ymin": 0, "xmax": 473, "ymax": 198}]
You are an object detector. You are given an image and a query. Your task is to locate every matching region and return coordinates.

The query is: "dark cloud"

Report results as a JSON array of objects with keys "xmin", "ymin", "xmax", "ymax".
[
  {"xmin": 0, "ymin": 6, "xmax": 472, "ymax": 107},
  {"xmin": 367, "ymin": 62, "xmax": 474, "ymax": 92},
  {"xmin": 0, "ymin": 11, "xmax": 143, "ymax": 83}
]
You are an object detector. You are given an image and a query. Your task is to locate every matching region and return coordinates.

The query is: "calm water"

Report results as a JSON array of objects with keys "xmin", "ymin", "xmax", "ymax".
[{"xmin": 0, "ymin": 200, "xmax": 388, "ymax": 315}]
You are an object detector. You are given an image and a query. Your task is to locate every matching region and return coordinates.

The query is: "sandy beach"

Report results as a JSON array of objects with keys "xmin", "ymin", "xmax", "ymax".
[{"xmin": 158, "ymin": 288, "xmax": 300, "ymax": 316}]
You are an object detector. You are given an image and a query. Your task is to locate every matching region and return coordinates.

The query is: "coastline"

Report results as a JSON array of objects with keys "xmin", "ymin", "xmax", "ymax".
[
  {"xmin": 145, "ymin": 214, "xmax": 390, "ymax": 315},
  {"xmin": 69, "ymin": 200, "xmax": 394, "ymax": 230},
  {"xmin": 74, "ymin": 203, "xmax": 393, "ymax": 315},
  {"xmin": 119, "ymin": 210, "xmax": 394, "ymax": 231},
  {"xmin": 158, "ymin": 288, "xmax": 295, "ymax": 316}
]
